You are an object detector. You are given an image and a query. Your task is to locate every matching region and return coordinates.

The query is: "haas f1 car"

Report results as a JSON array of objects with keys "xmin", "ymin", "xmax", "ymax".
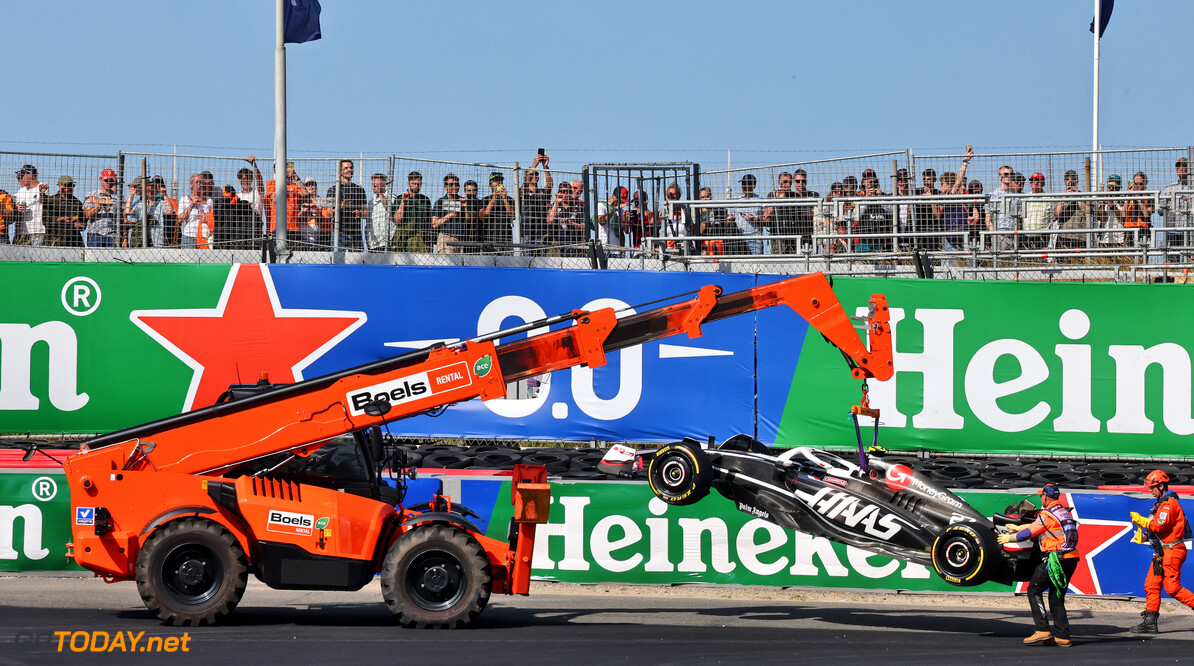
[{"xmin": 600, "ymin": 436, "xmax": 1043, "ymax": 587}]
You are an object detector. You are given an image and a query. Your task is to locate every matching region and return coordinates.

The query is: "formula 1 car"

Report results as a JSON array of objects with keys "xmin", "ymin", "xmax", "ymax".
[{"xmin": 599, "ymin": 435, "xmax": 1041, "ymax": 587}]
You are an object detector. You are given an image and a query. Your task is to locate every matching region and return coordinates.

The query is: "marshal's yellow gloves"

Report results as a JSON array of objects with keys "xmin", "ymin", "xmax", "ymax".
[{"xmin": 1130, "ymin": 511, "xmax": 1151, "ymax": 529}]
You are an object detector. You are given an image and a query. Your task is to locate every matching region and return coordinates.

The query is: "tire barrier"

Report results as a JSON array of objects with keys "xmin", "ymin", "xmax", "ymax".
[{"xmin": 396, "ymin": 443, "xmax": 1194, "ymax": 490}]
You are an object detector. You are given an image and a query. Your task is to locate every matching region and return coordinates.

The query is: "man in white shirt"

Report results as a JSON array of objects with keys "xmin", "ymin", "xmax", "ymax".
[
  {"xmin": 595, "ymin": 186, "xmax": 628, "ymax": 250},
  {"xmin": 367, "ymin": 173, "xmax": 397, "ymax": 252},
  {"xmin": 13, "ymin": 164, "xmax": 48, "ymax": 245},
  {"xmin": 1022, "ymin": 172, "xmax": 1053, "ymax": 250},
  {"xmin": 1160, "ymin": 157, "xmax": 1192, "ymax": 247},
  {"xmin": 236, "ymin": 155, "xmax": 266, "ymax": 237},
  {"xmin": 727, "ymin": 174, "xmax": 763, "ymax": 254}
]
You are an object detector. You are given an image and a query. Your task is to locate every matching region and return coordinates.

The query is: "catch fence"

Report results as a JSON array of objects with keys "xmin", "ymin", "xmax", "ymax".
[{"xmin": 2, "ymin": 146, "xmax": 1192, "ymax": 281}]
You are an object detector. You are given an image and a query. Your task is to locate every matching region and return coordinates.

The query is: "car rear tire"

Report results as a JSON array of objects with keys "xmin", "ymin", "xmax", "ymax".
[
  {"xmin": 931, "ymin": 523, "xmax": 1000, "ymax": 587},
  {"xmin": 648, "ymin": 441, "xmax": 712, "ymax": 506},
  {"xmin": 381, "ymin": 524, "xmax": 491, "ymax": 629},
  {"xmin": 135, "ymin": 517, "xmax": 248, "ymax": 626}
]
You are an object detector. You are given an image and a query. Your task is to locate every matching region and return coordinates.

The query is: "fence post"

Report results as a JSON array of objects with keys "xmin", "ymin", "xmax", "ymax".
[
  {"xmin": 116, "ymin": 152, "xmax": 125, "ymax": 247},
  {"xmin": 582, "ymin": 166, "xmax": 591, "ymax": 242},
  {"xmin": 907, "ymin": 149, "xmax": 918, "ymax": 241},
  {"xmin": 511, "ymin": 161, "xmax": 521, "ymax": 256},
  {"xmin": 140, "ymin": 157, "xmax": 149, "ymax": 248},
  {"xmin": 332, "ymin": 158, "xmax": 342, "ymax": 253}
]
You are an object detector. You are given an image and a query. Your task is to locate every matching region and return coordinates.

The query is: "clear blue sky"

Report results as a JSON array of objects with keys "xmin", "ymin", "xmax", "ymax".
[{"xmin": 4, "ymin": 0, "xmax": 1191, "ymax": 173}]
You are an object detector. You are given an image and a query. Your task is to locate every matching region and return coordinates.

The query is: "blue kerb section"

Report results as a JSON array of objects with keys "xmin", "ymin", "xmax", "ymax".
[
  {"xmin": 459, "ymin": 478, "xmax": 504, "ymax": 533},
  {"xmin": 382, "ymin": 476, "xmax": 504, "ymax": 533},
  {"xmin": 384, "ymin": 477, "xmax": 443, "ymax": 507}
]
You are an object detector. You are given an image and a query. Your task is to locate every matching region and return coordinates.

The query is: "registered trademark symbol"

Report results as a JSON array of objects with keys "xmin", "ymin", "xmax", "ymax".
[
  {"xmin": 31, "ymin": 476, "xmax": 58, "ymax": 502},
  {"xmin": 61, "ymin": 277, "xmax": 102, "ymax": 316}
]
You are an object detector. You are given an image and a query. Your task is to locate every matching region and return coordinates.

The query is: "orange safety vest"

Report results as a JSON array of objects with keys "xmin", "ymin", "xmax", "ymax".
[
  {"xmin": 1027, "ymin": 504, "xmax": 1080, "ymax": 559},
  {"xmin": 1149, "ymin": 494, "xmax": 1188, "ymax": 547}
]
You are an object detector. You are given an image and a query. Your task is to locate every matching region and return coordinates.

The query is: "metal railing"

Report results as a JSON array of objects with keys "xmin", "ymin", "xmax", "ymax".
[{"xmin": 4, "ymin": 145, "xmax": 1194, "ymax": 281}]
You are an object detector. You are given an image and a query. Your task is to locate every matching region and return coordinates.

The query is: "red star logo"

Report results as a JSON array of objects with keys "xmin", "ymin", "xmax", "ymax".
[
  {"xmin": 1014, "ymin": 492, "xmax": 1134, "ymax": 595},
  {"xmin": 131, "ymin": 264, "xmax": 366, "ymax": 411}
]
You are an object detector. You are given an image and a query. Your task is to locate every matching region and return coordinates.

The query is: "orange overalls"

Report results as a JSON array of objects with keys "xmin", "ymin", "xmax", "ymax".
[{"xmin": 1144, "ymin": 492, "xmax": 1194, "ymax": 612}]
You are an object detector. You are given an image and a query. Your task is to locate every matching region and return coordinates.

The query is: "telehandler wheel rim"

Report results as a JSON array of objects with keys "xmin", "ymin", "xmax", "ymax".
[
  {"xmin": 160, "ymin": 542, "xmax": 224, "ymax": 605},
  {"xmin": 404, "ymin": 549, "xmax": 467, "ymax": 612}
]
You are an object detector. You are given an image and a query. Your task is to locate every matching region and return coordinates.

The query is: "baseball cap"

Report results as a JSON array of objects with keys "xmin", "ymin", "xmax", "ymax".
[
  {"xmin": 489, "ymin": 172, "xmax": 504, "ymax": 183},
  {"xmin": 740, "ymin": 173, "xmax": 757, "ymax": 186},
  {"xmin": 1064, "ymin": 169, "xmax": 1078, "ymax": 180},
  {"xmin": 1038, "ymin": 483, "xmax": 1060, "ymax": 499},
  {"xmin": 1108, "ymin": 174, "xmax": 1122, "ymax": 184},
  {"xmin": 130, "ymin": 176, "xmax": 147, "ymax": 188},
  {"xmin": 16, "ymin": 164, "xmax": 37, "ymax": 177},
  {"xmin": 895, "ymin": 167, "xmax": 910, "ymax": 180},
  {"xmin": 303, "ymin": 177, "xmax": 317, "ymax": 186},
  {"xmin": 57, "ymin": 175, "xmax": 75, "ymax": 186},
  {"xmin": 614, "ymin": 186, "xmax": 629, "ymax": 201},
  {"xmin": 100, "ymin": 168, "xmax": 117, "ymax": 181},
  {"xmin": 1030, "ymin": 172, "xmax": 1045, "ymax": 181}
]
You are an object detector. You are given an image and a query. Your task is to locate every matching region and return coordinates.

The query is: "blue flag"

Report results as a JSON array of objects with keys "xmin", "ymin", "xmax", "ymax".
[
  {"xmin": 1089, "ymin": 0, "xmax": 1114, "ymax": 38},
  {"xmin": 284, "ymin": 0, "xmax": 322, "ymax": 44}
]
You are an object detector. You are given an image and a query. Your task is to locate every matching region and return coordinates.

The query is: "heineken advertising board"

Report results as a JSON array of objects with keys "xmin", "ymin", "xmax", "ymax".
[
  {"xmin": 0, "ymin": 471, "xmax": 77, "ymax": 571},
  {"xmin": 2, "ymin": 262, "xmax": 1192, "ymax": 457},
  {"xmin": 1, "ymin": 471, "xmax": 1164, "ymax": 598}
]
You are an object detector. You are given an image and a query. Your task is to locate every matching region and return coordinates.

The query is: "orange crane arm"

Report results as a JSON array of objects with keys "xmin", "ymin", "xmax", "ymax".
[{"xmin": 67, "ymin": 272, "xmax": 890, "ymax": 479}]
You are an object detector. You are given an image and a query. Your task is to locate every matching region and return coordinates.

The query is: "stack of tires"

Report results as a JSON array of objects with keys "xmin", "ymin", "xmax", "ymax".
[{"xmin": 398, "ymin": 441, "xmax": 1194, "ymax": 490}]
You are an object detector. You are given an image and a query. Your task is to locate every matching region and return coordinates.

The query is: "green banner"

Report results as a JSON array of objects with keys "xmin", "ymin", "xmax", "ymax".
[
  {"xmin": 780, "ymin": 278, "xmax": 1194, "ymax": 458},
  {"xmin": 0, "ymin": 471, "xmax": 79, "ymax": 571},
  {"xmin": 487, "ymin": 481, "xmax": 1027, "ymax": 592},
  {"xmin": 0, "ymin": 263, "xmax": 231, "ymax": 433}
]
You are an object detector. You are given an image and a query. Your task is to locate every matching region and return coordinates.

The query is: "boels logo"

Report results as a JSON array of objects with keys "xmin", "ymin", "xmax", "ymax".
[
  {"xmin": 345, "ymin": 362, "xmax": 474, "ymax": 416},
  {"xmin": 266, "ymin": 510, "xmax": 314, "ymax": 536}
]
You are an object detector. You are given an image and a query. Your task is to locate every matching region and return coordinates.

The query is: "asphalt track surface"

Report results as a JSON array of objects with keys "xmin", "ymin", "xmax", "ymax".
[{"xmin": 1, "ymin": 575, "xmax": 1191, "ymax": 664}]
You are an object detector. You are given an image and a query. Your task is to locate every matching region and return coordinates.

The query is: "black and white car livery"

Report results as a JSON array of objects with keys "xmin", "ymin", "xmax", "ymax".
[{"xmin": 600, "ymin": 435, "xmax": 1041, "ymax": 587}]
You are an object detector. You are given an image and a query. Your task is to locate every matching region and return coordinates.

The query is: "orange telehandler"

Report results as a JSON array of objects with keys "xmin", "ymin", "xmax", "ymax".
[{"xmin": 62, "ymin": 271, "xmax": 892, "ymax": 628}]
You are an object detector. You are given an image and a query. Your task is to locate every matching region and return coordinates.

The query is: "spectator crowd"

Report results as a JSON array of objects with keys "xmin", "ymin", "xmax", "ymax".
[{"xmin": 0, "ymin": 148, "xmax": 1189, "ymax": 257}]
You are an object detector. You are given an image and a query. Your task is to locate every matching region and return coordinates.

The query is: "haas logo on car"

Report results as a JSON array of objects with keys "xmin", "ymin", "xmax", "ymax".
[
  {"xmin": 795, "ymin": 487, "xmax": 903, "ymax": 540},
  {"xmin": 267, "ymin": 510, "xmax": 314, "ymax": 536}
]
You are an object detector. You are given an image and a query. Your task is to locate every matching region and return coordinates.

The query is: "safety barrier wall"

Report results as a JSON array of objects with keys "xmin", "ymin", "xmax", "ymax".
[
  {"xmin": 5, "ymin": 263, "xmax": 1194, "ymax": 459},
  {"xmin": 0, "ymin": 465, "xmax": 1167, "ymax": 599}
]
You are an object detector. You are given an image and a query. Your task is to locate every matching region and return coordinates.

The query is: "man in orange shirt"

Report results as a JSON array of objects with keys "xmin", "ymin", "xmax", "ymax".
[
  {"xmin": 997, "ymin": 483, "xmax": 1079, "ymax": 647},
  {"xmin": 1129, "ymin": 470, "xmax": 1194, "ymax": 634}
]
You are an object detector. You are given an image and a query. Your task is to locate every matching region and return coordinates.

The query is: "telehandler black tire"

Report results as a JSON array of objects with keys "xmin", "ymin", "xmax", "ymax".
[
  {"xmin": 136, "ymin": 517, "xmax": 248, "ymax": 626},
  {"xmin": 381, "ymin": 524, "xmax": 491, "ymax": 628}
]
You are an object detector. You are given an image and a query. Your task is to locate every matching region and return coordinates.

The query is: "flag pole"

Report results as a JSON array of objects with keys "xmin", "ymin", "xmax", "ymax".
[
  {"xmin": 1092, "ymin": 0, "xmax": 1101, "ymax": 186},
  {"xmin": 274, "ymin": 0, "xmax": 288, "ymax": 253}
]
